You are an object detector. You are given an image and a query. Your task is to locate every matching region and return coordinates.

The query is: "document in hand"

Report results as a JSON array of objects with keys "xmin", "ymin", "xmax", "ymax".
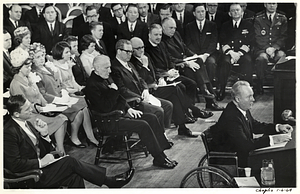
[
  {"xmin": 234, "ymin": 177, "xmax": 260, "ymax": 188},
  {"xmin": 53, "ymin": 97, "xmax": 79, "ymax": 107},
  {"xmin": 183, "ymin": 55, "xmax": 201, "ymax": 61},
  {"xmin": 157, "ymin": 81, "xmax": 182, "ymax": 87},
  {"xmin": 41, "ymin": 104, "xmax": 68, "ymax": 113}
]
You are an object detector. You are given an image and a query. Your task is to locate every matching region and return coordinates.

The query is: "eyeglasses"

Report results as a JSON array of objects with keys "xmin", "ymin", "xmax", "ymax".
[
  {"xmin": 113, "ymin": 7, "xmax": 123, "ymax": 12},
  {"xmin": 120, "ymin": 49, "xmax": 133, "ymax": 54},
  {"xmin": 87, "ymin": 14, "xmax": 98, "ymax": 18},
  {"xmin": 133, "ymin": 46, "xmax": 144, "ymax": 50}
]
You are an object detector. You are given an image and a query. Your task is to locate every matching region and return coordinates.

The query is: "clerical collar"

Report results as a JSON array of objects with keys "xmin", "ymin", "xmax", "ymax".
[{"xmin": 149, "ymin": 39, "xmax": 158, "ymax": 47}]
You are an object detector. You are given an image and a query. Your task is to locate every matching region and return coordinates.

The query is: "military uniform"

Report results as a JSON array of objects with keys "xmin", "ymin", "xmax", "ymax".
[
  {"xmin": 218, "ymin": 19, "xmax": 254, "ymax": 100},
  {"xmin": 254, "ymin": 11, "xmax": 287, "ymax": 92}
]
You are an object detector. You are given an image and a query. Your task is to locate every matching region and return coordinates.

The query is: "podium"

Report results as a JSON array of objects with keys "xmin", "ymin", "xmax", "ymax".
[{"xmin": 271, "ymin": 58, "xmax": 295, "ymax": 123}]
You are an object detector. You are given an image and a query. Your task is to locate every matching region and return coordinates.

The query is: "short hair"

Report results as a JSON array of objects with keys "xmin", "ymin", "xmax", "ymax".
[
  {"xmin": 93, "ymin": 55, "xmax": 110, "ymax": 69},
  {"xmin": 125, "ymin": 3, "xmax": 138, "ymax": 12},
  {"xmin": 12, "ymin": 57, "xmax": 32, "ymax": 74},
  {"xmin": 42, "ymin": 4, "xmax": 55, "ymax": 14},
  {"xmin": 80, "ymin": 34, "xmax": 96, "ymax": 51},
  {"xmin": 159, "ymin": 3, "xmax": 173, "ymax": 12},
  {"xmin": 89, "ymin": 21, "xmax": 103, "ymax": 32},
  {"xmin": 231, "ymin": 80, "xmax": 250, "ymax": 98},
  {"xmin": 52, "ymin": 41, "xmax": 71, "ymax": 60},
  {"xmin": 111, "ymin": 3, "xmax": 122, "ymax": 11},
  {"xmin": 229, "ymin": 3, "xmax": 242, "ymax": 10},
  {"xmin": 86, "ymin": 5, "xmax": 98, "ymax": 14},
  {"xmin": 149, "ymin": 23, "xmax": 162, "ymax": 33},
  {"xmin": 13, "ymin": 26, "xmax": 31, "ymax": 46},
  {"xmin": 64, "ymin": 35, "xmax": 78, "ymax": 44},
  {"xmin": 162, "ymin": 17, "xmax": 175, "ymax": 26},
  {"xmin": 193, "ymin": 3, "xmax": 206, "ymax": 11},
  {"xmin": 115, "ymin": 39, "xmax": 131, "ymax": 51},
  {"xmin": 6, "ymin": 94, "xmax": 26, "ymax": 115}
]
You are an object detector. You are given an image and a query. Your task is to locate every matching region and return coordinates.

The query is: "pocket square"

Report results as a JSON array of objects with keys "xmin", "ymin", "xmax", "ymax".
[
  {"xmin": 206, "ymin": 32, "xmax": 211, "ymax": 35},
  {"xmin": 59, "ymin": 34, "xmax": 63, "ymax": 37}
]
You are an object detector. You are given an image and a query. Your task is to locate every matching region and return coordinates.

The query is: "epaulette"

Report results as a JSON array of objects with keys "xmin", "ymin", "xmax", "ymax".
[
  {"xmin": 277, "ymin": 10, "xmax": 286, "ymax": 16},
  {"xmin": 255, "ymin": 11, "xmax": 265, "ymax": 17}
]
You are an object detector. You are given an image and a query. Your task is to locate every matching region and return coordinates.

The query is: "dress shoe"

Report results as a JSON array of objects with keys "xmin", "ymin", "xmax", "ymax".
[
  {"xmin": 153, "ymin": 158, "xmax": 176, "ymax": 169},
  {"xmin": 206, "ymin": 102, "xmax": 225, "ymax": 111},
  {"xmin": 199, "ymin": 89, "xmax": 215, "ymax": 99},
  {"xmin": 178, "ymin": 126, "xmax": 198, "ymax": 138},
  {"xmin": 216, "ymin": 88, "xmax": 225, "ymax": 101},
  {"xmin": 107, "ymin": 168, "xmax": 135, "ymax": 188},
  {"xmin": 185, "ymin": 115, "xmax": 197, "ymax": 124},
  {"xmin": 166, "ymin": 157, "xmax": 178, "ymax": 166},
  {"xmin": 69, "ymin": 140, "xmax": 86, "ymax": 148},
  {"xmin": 192, "ymin": 109, "xmax": 213, "ymax": 119},
  {"xmin": 86, "ymin": 139, "xmax": 99, "ymax": 147}
]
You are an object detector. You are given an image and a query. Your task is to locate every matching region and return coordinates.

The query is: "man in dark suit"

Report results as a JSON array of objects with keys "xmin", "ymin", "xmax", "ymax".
[
  {"xmin": 172, "ymin": 3, "xmax": 195, "ymax": 32},
  {"xmin": 130, "ymin": 37, "xmax": 198, "ymax": 137},
  {"xmin": 3, "ymin": 30, "xmax": 14, "ymax": 92},
  {"xmin": 205, "ymin": 3, "xmax": 230, "ymax": 41},
  {"xmin": 4, "ymin": 94, "xmax": 134, "ymax": 188},
  {"xmin": 85, "ymin": 55, "xmax": 177, "ymax": 168},
  {"xmin": 137, "ymin": 3, "xmax": 159, "ymax": 27},
  {"xmin": 117, "ymin": 4, "xmax": 149, "ymax": 44},
  {"xmin": 98, "ymin": 3, "xmax": 114, "ymax": 23},
  {"xmin": 4, "ymin": 4, "xmax": 32, "ymax": 50},
  {"xmin": 73, "ymin": 5, "xmax": 115, "ymax": 58},
  {"xmin": 31, "ymin": 4, "xmax": 68, "ymax": 55},
  {"xmin": 145, "ymin": 23, "xmax": 213, "ymax": 119},
  {"xmin": 71, "ymin": 3, "xmax": 93, "ymax": 36},
  {"xmin": 240, "ymin": 3, "xmax": 256, "ymax": 21},
  {"xmin": 148, "ymin": 3, "xmax": 160, "ymax": 15},
  {"xmin": 211, "ymin": 81, "xmax": 292, "ymax": 167},
  {"xmin": 162, "ymin": 17, "xmax": 224, "ymax": 111},
  {"xmin": 111, "ymin": 39, "xmax": 173, "ymax": 130},
  {"xmin": 109, "ymin": 3, "xmax": 126, "ymax": 38},
  {"xmin": 154, "ymin": 4, "xmax": 184, "ymax": 40},
  {"xmin": 218, "ymin": 3, "xmax": 254, "ymax": 101},
  {"xmin": 65, "ymin": 36, "xmax": 88, "ymax": 86},
  {"xmin": 22, "ymin": 3, "xmax": 45, "ymax": 31},
  {"xmin": 90, "ymin": 21, "xmax": 108, "ymax": 56},
  {"xmin": 185, "ymin": 4, "xmax": 224, "ymax": 111},
  {"xmin": 253, "ymin": 3, "xmax": 287, "ymax": 94}
]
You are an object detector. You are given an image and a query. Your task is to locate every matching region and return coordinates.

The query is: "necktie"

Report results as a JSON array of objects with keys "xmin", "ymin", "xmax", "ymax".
[
  {"xmin": 37, "ymin": 9, "xmax": 41, "ymax": 17},
  {"xmin": 269, "ymin": 14, "xmax": 272, "ymax": 23},
  {"xmin": 179, "ymin": 13, "xmax": 183, "ymax": 23},
  {"xmin": 130, "ymin": 23, "xmax": 134, "ymax": 32},
  {"xmin": 211, "ymin": 15, "xmax": 214, "ymax": 21},
  {"xmin": 25, "ymin": 121, "xmax": 40, "ymax": 159},
  {"xmin": 142, "ymin": 17, "xmax": 146, "ymax": 23},
  {"xmin": 199, "ymin": 22, "xmax": 202, "ymax": 33},
  {"xmin": 50, "ymin": 23, "xmax": 54, "ymax": 36},
  {"xmin": 234, "ymin": 21, "xmax": 238, "ymax": 29},
  {"xmin": 15, "ymin": 21, "xmax": 18, "ymax": 28}
]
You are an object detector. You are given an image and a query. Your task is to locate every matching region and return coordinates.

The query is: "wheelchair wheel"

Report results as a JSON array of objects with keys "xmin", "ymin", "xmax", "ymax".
[
  {"xmin": 198, "ymin": 154, "xmax": 208, "ymax": 167},
  {"xmin": 180, "ymin": 166, "xmax": 237, "ymax": 188}
]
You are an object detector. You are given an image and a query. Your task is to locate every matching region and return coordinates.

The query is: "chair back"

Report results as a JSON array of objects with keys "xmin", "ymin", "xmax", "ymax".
[
  {"xmin": 66, "ymin": 6, "xmax": 82, "ymax": 17},
  {"xmin": 201, "ymin": 125, "xmax": 215, "ymax": 155}
]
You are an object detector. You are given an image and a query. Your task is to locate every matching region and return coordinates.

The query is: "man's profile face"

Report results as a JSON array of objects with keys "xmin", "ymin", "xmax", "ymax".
[
  {"xmin": 14, "ymin": 100, "xmax": 32, "ymax": 120},
  {"xmin": 118, "ymin": 44, "xmax": 133, "ymax": 62},
  {"xmin": 96, "ymin": 58, "xmax": 111, "ymax": 79},
  {"xmin": 132, "ymin": 40, "xmax": 144, "ymax": 58},
  {"xmin": 92, "ymin": 25, "xmax": 104, "ymax": 40},
  {"xmin": 162, "ymin": 19, "xmax": 177, "ymax": 37},
  {"xmin": 149, "ymin": 28, "xmax": 162, "ymax": 44},
  {"xmin": 69, "ymin": 41, "xmax": 79, "ymax": 55},
  {"xmin": 236, "ymin": 85, "xmax": 255, "ymax": 111},
  {"xmin": 3, "ymin": 33, "xmax": 12, "ymax": 50},
  {"xmin": 9, "ymin": 5, "xmax": 22, "ymax": 21}
]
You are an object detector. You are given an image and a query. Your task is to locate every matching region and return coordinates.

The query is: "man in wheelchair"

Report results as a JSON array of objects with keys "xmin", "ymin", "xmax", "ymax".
[{"xmin": 210, "ymin": 80, "xmax": 292, "ymax": 167}]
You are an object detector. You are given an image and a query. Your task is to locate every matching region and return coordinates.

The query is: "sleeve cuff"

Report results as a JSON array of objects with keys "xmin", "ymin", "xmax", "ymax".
[
  {"xmin": 269, "ymin": 135, "xmax": 275, "ymax": 146},
  {"xmin": 275, "ymin": 124, "xmax": 280, "ymax": 132},
  {"xmin": 38, "ymin": 159, "xmax": 42, "ymax": 168}
]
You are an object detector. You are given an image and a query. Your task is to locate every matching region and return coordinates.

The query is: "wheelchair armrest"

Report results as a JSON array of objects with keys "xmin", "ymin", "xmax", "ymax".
[
  {"xmin": 126, "ymin": 96, "xmax": 141, "ymax": 103},
  {"xmin": 4, "ymin": 168, "xmax": 43, "ymax": 183},
  {"xmin": 4, "ymin": 175, "xmax": 41, "ymax": 183},
  {"xmin": 91, "ymin": 110, "xmax": 124, "ymax": 118},
  {"xmin": 209, "ymin": 151, "xmax": 237, "ymax": 156}
]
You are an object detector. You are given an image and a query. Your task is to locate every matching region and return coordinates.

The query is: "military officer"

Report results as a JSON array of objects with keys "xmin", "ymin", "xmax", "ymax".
[
  {"xmin": 217, "ymin": 3, "xmax": 254, "ymax": 101},
  {"xmin": 254, "ymin": 3, "xmax": 287, "ymax": 94}
]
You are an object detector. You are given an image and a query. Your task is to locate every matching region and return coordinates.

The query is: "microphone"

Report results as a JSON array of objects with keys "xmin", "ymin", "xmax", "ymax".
[{"xmin": 281, "ymin": 110, "xmax": 296, "ymax": 122}]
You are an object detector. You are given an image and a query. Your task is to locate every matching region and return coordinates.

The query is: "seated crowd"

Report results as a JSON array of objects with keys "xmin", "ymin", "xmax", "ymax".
[{"xmin": 3, "ymin": 3, "xmax": 295, "ymax": 188}]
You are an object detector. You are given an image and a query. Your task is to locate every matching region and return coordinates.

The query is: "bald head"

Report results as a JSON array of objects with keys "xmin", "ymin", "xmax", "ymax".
[
  {"xmin": 131, "ymin": 37, "xmax": 145, "ymax": 58},
  {"xmin": 93, "ymin": 55, "xmax": 111, "ymax": 79},
  {"xmin": 162, "ymin": 17, "xmax": 177, "ymax": 37}
]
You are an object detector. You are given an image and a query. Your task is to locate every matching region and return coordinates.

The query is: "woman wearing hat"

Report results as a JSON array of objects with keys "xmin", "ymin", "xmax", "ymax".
[
  {"xmin": 30, "ymin": 42, "xmax": 99, "ymax": 148},
  {"xmin": 9, "ymin": 47, "xmax": 68, "ymax": 154}
]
